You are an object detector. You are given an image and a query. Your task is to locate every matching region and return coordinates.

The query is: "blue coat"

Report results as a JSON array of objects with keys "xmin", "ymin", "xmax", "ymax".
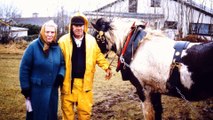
[{"xmin": 19, "ymin": 38, "xmax": 65, "ymax": 120}]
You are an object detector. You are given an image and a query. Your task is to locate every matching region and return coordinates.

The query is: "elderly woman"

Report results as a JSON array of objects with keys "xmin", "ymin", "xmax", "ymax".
[{"xmin": 19, "ymin": 20, "xmax": 65, "ymax": 120}]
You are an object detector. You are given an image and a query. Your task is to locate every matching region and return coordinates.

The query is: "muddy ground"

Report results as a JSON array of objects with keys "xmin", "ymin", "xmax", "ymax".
[
  {"xmin": 0, "ymin": 42, "xmax": 212, "ymax": 120},
  {"xmin": 91, "ymin": 85, "xmax": 213, "ymax": 120}
]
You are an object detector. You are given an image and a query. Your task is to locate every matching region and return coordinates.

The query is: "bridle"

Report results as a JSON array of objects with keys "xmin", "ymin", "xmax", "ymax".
[
  {"xmin": 93, "ymin": 19, "xmax": 147, "ymax": 71},
  {"xmin": 93, "ymin": 22, "xmax": 138, "ymax": 70},
  {"xmin": 93, "ymin": 29, "xmax": 116, "ymax": 57}
]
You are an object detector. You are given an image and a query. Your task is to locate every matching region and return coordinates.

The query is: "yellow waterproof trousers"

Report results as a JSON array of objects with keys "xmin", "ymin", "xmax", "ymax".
[{"xmin": 61, "ymin": 78, "xmax": 93, "ymax": 120}]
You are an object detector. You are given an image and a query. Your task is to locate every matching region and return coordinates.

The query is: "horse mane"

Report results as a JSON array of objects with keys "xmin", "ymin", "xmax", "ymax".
[
  {"xmin": 108, "ymin": 19, "xmax": 169, "ymax": 42},
  {"xmin": 103, "ymin": 19, "xmax": 172, "ymax": 54},
  {"xmin": 106, "ymin": 20, "xmax": 133, "ymax": 53},
  {"xmin": 143, "ymin": 28, "xmax": 168, "ymax": 41}
]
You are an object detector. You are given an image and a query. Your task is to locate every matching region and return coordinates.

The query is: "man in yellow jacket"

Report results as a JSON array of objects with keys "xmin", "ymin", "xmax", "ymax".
[{"xmin": 58, "ymin": 12, "xmax": 112, "ymax": 120}]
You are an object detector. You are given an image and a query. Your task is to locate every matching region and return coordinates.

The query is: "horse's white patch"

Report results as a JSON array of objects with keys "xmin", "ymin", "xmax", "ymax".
[
  {"xmin": 179, "ymin": 64, "xmax": 194, "ymax": 89},
  {"xmin": 130, "ymin": 36, "xmax": 175, "ymax": 92},
  {"xmin": 179, "ymin": 43, "xmax": 200, "ymax": 89},
  {"xmin": 103, "ymin": 18, "xmax": 201, "ymax": 93}
]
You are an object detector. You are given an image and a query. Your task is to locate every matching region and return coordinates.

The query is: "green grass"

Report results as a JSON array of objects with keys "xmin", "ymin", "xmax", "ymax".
[{"xmin": 0, "ymin": 49, "xmax": 212, "ymax": 120}]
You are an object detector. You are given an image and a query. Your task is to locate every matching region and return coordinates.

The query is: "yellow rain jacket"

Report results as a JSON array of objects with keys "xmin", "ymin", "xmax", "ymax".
[{"xmin": 58, "ymin": 13, "xmax": 110, "ymax": 94}]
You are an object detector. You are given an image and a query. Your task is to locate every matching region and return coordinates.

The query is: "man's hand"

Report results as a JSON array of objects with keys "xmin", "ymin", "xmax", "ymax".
[{"xmin": 105, "ymin": 68, "xmax": 112, "ymax": 80}]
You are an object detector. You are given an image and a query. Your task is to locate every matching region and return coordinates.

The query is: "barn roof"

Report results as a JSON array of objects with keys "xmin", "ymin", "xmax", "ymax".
[
  {"xmin": 10, "ymin": 26, "xmax": 28, "ymax": 32},
  {"xmin": 13, "ymin": 17, "xmax": 55, "ymax": 26},
  {"xmin": 87, "ymin": 0, "xmax": 212, "ymax": 18},
  {"xmin": 84, "ymin": 11, "xmax": 164, "ymax": 19},
  {"xmin": 173, "ymin": 0, "xmax": 213, "ymax": 17},
  {"xmin": 94, "ymin": 0, "xmax": 125, "ymax": 12},
  {"xmin": 84, "ymin": 0, "xmax": 163, "ymax": 19}
]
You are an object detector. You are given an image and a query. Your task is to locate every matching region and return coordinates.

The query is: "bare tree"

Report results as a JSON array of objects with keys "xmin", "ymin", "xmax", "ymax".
[
  {"xmin": 55, "ymin": 6, "xmax": 69, "ymax": 37},
  {"xmin": 0, "ymin": 20, "xmax": 13, "ymax": 43},
  {"xmin": 0, "ymin": 2, "xmax": 21, "ymax": 19},
  {"xmin": 0, "ymin": 3, "xmax": 21, "ymax": 43}
]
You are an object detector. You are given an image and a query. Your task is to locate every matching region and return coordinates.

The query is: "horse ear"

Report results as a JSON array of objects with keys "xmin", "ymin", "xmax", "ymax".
[{"xmin": 91, "ymin": 22, "xmax": 98, "ymax": 31}]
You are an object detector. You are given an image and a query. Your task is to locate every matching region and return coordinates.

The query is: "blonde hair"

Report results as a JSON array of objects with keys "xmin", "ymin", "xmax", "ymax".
[
  {"xmin": 40, "ymin": 20, "xmax": 58, "ymax": 53},
  {"xmin": 40, "ymin": 20, "xmax": 57, "ymax": 42},
  {"xmin": 43, "ymin": 20, "xmax": 57, "ymax": 29}
]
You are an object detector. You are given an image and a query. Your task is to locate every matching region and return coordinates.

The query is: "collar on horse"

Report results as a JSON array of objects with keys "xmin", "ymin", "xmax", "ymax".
[
  {"xmin": 172, "ymin": 41, "xmax": 190, "ymax": 63},
  {"xmin": 170, "ymin": 41, "xmax": 190, "ymax": 72},
  {"xmin": 116, "ymin": 22, "xmax": 147, "ymax": 72},
  {"xmin": 116, "ymin": 22, "xmax": 136, "ymax": 72},
  {"xmin": 167, "ymin": 41, "xmax": 190, "ymax": 91}
]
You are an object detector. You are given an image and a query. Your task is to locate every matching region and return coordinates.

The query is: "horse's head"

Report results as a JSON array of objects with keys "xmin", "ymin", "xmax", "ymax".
[
  {"xmin": 91, "ymin": 18, "xmax": 116, "ymax": 54},
  {"xmin": 91, "ymin": 18, "xmax": 147, "ymax": 55}
]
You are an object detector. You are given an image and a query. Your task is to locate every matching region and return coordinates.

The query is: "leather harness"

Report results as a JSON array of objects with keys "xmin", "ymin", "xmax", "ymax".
[
  {"xmin": 167, "ymin": 41, "xmax": 190, "ymax": 91},
  {"xmin": 115, "ymin": 23, "xmax": 190, "ymax": 82}
]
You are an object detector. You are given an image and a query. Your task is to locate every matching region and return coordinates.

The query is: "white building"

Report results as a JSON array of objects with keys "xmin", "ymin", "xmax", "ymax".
[
  {"xmin": 9, "ymin": 26, "xmax": 28, "ymax": 37},
  {"xmin": 0, "ymin": 19, "xmax": 28, "ymax": 41},
  {"xmin": 84, "ymin": 0, "xmax": 213, "ymax": 40}
]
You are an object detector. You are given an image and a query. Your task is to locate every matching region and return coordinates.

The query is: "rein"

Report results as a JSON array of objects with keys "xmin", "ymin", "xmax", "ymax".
[{"xmin": 116, "ymin": 22, "xmax": 136, "ymax": 72}]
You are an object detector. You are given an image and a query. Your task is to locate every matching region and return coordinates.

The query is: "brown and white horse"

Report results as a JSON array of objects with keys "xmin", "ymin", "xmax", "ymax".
[{"xmin": 91, "ymin": 18, "xmax": 213, "ymax": 120}]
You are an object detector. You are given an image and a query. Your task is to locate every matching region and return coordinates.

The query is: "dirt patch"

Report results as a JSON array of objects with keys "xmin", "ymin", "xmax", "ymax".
[{"xmin": 92, "ymin": 87, "xmax": 213, "ymax": 120}]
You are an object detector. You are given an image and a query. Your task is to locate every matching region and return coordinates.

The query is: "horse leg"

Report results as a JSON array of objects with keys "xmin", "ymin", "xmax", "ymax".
[
  {"xmin": 129, "ymin": 75, "xmax": 145, "ymax": 101},
  {"xmin": 127, "ymin": 70, "xmax": 162, "ymax": 119},
  {"xmin": 150, "ymin": 92, "xmax": 162, "ymax": 120},
  {"xmin": 129, "ymin": 71, "xmax": 162, "ymax": 119},
  {"xmin": 142, "ymin": 86, "xmax": 162, "ymax": 120}
]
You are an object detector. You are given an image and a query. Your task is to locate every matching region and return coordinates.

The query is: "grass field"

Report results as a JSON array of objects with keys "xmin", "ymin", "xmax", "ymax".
[
  {"xmin": 0, "ymin": 52, "xmax": 25, "ymax": 120},
  {"xmin": 0, "ymin": 43, "xmax": 212, "ymax": 120}
]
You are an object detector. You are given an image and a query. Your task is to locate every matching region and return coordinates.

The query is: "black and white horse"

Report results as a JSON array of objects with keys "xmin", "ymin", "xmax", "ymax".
[{"xmin": 91, "ymin": 18, "xmax": 213, "ymax": 120}]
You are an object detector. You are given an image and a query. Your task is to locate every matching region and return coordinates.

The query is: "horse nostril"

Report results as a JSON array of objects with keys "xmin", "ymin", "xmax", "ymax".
[
  {"xmin": 96, "ymin": 34, "xmax": 102, "ymax": 39},
  {"xmin": 101, "ymin": 36, "xmax": 106, "ymax": 43}
]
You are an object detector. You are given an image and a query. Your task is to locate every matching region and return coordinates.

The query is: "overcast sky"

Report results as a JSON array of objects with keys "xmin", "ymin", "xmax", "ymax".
[
  {"xmin": 0, "ymin": 0, "xmax": 212, "ymax": 17},
  {"xmin": 0, "ymin": 0, "xmax": 116, "ymax": 17}
]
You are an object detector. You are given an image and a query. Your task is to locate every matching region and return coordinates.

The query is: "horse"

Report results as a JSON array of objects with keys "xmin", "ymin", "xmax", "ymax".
[{"xmin": 91, "ymin": 18, "xmax": 213, "ymax": 120}]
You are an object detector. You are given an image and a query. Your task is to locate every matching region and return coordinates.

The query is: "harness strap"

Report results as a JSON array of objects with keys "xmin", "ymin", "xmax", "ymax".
[
  {"xmin": 173, "ymin": 41, "xmax": 190, "ymax": 63},
  {"xmin": 170, "ymin": 41, "xmax": 190, "ymax": 75},
  {"xmin": 167, "ymin": 41, "xmax": 190, "ymax": 92},
  {"xmin": 116, "ymin": 22, "xmax": 136, "ymax": 71}
]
